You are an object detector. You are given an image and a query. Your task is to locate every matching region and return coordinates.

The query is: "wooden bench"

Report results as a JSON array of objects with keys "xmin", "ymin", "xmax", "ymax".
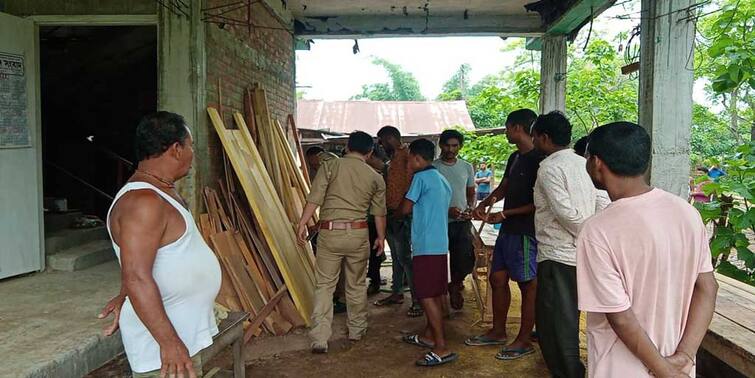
[
  {"xmin": 701, "ymin": 274, "xmax": 755, "ymax": 377},
  {"xmin": 202, "ymin": 311, "xmax": 249, "ymax": 378}
]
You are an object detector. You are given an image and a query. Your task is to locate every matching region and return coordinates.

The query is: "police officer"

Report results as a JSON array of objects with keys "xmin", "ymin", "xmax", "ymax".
[
  {"xmin": 297, "ymin": 131, "xmax": 387, "ymax": 354},
  {"xmin": 305, "ymin": 146, "xmax": 338, "ymax": 180}
]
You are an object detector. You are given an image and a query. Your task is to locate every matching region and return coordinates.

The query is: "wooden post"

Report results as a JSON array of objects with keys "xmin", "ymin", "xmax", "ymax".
[{"xmin": 639, "ymin": 0, "xmax": 696, "ymax": 198}]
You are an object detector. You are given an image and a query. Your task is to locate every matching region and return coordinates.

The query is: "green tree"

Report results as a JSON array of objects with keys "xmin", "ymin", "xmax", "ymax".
[
  {"xmin": 456, "ymin": 129, "xmax": 516, "ymax": 173},
  {"xmin": 697, "ymin": 0, "xmax": 755, "ymax": 141},
  {"xmin": 352, "ymin": 57, "xmax": 425, "ymax": 101},
  {"xmin": 465, "ymin": 70, "xmax": 540, "ymax": 129},
  {"xmin": 438, "ymin": 63, "xmax": 472, "ymax": 100}
]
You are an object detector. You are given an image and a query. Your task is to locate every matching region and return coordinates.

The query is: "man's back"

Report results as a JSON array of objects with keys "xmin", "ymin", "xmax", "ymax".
[
  {"xmin": 407, "ymin": 167, "xmax": 452, "ymax": 255},
  {"xmin": 534, "ymin": 149, "xmax": 605, "ymax": 265},
  {"xmin": 307, "ymin": 154, "xmax": 385, "ymax": 221},
  {"xmin": 577, "ymin": 188, "xmax": 713, "ymax": 376}
]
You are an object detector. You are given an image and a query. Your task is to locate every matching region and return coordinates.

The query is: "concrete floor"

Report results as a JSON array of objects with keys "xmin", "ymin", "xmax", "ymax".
[{"xmin": 0, "ymin": 261, "xmax": 123, "ymax": 377}]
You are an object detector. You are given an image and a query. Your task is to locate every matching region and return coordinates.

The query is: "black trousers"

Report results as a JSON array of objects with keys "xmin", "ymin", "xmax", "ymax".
[
  {"xmin": 448, "ymin": 220, "xmax": 475, "ymax": 284},
  {"xmin": 367, "ymin": 220, "xmax": 384, "ymax": 285},
  {"xmin": 536, "ymin": 260, "xmax": 585, "ymax": 378}
]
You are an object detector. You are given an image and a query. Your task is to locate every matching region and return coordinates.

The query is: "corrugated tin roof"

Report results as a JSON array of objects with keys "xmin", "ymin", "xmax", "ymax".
[{"xmin": 297, "ymin": 100, "xmax": 475, "ymax": 136}]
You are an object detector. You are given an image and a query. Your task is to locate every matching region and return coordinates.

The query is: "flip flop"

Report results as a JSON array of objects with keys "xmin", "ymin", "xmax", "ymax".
[
  {"xmin": 402, "ymin": 334, "xmax": 435, "ymax": 348},
  {"xmin": 407, "ymin": 303, "xmax": 424, "ymax": 317},
  {"xmin": 373, "ymin": 296, "xmax": 404, "ymax": 306},
  {"xmin": 416, "ymin": 351, "xmax": 459, "ymax": 367},
  {"xmin": 464, "ymin": 335, "xmax": 508, "ymax": 346},
  {"xmin": 495, "ymin": 346, "xmax": 535, "ymax": 360}
]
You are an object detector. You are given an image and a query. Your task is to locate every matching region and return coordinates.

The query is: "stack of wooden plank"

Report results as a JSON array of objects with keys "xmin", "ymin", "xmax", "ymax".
[
  {"xmin": 248, "ymin": 86, "xmax": 316, "ymax": 232},
  {"xmin": 198, "ymin": 85, "xmax": 318, "ymax": 341}
]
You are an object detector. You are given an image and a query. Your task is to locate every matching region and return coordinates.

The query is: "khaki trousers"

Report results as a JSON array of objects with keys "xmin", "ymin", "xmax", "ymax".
[{"xmin": 309, "ymin": 228, "xmax": 370, "ymax": 345}]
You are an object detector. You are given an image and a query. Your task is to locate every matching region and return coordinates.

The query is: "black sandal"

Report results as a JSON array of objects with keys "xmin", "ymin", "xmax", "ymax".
[
  {"xmin": 416, "ymin": 351, "xmax": 458, "ymax": 367},
  {"xmin": 407, "ymin": 303, "xmax": 424, "ymax": 317},
  {"xmin": 374, "ymin": 295, "xmax": 404, "ymax": 306}
]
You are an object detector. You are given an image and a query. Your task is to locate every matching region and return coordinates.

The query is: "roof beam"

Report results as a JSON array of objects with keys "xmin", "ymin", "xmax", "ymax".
[
  {"xmin": 526, "ymin": 0, "xmax": 616, "ymax": 50},
  {"xmin": 294, "ymin": 14, "xmax": 544, "ymax": 38}
]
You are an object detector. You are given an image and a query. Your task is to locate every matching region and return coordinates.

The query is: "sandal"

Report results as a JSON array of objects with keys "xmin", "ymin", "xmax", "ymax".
[
  {"xmin": 402, "ymin": 334, "xmax": 434, "ymax": 348},
  {"xmin": 373, "ymin": 295, "xmax": 404, "ymax": 306},
  {"xmin": 416, "ymin": 351, "xmax": 459, "ymax": 367},
  {"xmin": 495, "ymin": 346, "xmax": 535, "ymax": 360},
  {"xmin": 464, "ymin": 335, "xmax": 508, "ymax": 346},
  {"xmin": 407, "ymin": 303, "xmax": 423, "ymax": 317}
]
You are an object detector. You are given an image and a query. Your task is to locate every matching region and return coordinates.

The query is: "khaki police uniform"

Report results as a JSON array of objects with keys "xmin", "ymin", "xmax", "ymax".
[{"xmin": 306, "ymin": 154, "xmax": 386, "ymax": 345}]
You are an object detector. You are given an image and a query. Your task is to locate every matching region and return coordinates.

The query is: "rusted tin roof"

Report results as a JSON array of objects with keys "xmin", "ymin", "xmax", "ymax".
[{"xmin": 297, "ymin": 100, "xmax": 475, "ymax": 136}]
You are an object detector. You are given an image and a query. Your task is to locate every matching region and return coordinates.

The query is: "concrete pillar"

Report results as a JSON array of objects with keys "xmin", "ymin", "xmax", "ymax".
[
  {"xmin": 639, "ymin": 0, "xmax": 696, "ymax": 198},
  {"xmin": 158, "ymin": 2, "xmax": 206, "ymax": 214},
  {"xmin": 539, "ymin": 35, "xmax": 567, "ymax": 114}
]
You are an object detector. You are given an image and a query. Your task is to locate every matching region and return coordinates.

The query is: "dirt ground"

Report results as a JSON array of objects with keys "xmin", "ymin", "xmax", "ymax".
[
  {"xmin": 88, "ymin": 265, "xmax": 587, "ymax": 377},
  {"xmin": 204, "ymin": 278, "xmax": 587, "ymax": 378}
]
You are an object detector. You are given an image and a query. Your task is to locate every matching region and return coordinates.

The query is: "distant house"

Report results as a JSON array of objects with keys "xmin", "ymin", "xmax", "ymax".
[{"xmin": 296, "ymin": 100, "xmax": 475, "ymax": 137}]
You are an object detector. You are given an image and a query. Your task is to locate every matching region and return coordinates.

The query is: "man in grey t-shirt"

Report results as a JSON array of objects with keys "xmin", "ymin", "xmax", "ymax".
[{"xmin": 432, "ymin": 130, "xmax": 476, "ymax": 310}]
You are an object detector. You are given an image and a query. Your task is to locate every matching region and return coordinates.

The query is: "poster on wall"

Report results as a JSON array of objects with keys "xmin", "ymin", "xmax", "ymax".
[{"xmin": 0, "ymin": 52, "xmax": 31, "ymax": 148}]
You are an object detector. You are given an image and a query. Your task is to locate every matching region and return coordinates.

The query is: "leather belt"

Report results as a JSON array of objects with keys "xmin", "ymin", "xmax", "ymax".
[{"xmin": 319, "ymin": 220, "xmax": 369, "ymax": 230}]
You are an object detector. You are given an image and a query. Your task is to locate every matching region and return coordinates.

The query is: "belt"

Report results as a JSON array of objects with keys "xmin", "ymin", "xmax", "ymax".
[{"xmin": 319, "ymin": 220, "xmax": 369, "ymax": 230}]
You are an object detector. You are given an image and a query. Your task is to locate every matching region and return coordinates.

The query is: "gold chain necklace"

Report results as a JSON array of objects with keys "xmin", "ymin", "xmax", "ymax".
[{"xmin": 136, "ymin": 169, "xmax": 176, "ymax": 189}]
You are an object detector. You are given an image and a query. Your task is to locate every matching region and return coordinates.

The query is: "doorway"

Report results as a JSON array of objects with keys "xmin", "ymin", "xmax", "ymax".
[{"xmin": 39, "ymin": 25, "xmax": 157, "ymax": 221}]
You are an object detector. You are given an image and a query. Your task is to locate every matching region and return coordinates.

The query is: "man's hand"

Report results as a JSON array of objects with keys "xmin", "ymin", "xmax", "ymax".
[
  {"xmin": 296, "ymin": 223, "xmax": 308, "ymax": 245},
  {"xmin": 486, "ymin": 211, "xmax": 506, "ymax": 224},
  {"xmin": 664, "ymin": 352, "xmax": 694, "ymax": 376},
  {"xmin": 449, "ymin": 207, "xmax": 463, "ymax": 220},
  {"xmin": 98, "ymin": 294, "xmax": 126, "ymax": 336},
  {"xmin": 373, "ymin": 238, "xmax": 385, "ymax": 256},
  {"xmin": 472, "ymin": 203, "xmax": 488, "ymax": 220},
  {"xmin": 159, "ymin": 339, "xmax": 196, "ymax": 378}
]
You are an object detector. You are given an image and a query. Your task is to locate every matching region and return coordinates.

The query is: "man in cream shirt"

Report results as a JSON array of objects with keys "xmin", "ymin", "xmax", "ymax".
[{"xmin": 531, "ymin": 111, "xmax": 609, "ymax": 377}]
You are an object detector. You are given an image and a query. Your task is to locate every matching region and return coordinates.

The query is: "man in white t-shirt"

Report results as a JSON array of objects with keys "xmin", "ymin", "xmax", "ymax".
[{"xmin": 577, "ymin": 122, "xmax": 718, "ymax": 377}]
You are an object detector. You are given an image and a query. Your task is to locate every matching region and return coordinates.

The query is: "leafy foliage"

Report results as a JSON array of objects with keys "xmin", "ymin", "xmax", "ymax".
[
  {"xmin": 456, "ymin": 128, "xmax": 516, "ymax": 169},
  {"xmin": 691, "ymin": 104, "xmax": 743, "ymax": 164},
  {"xmin": 438, "ymin": 64, "xmax": 472, "ymax": 100},
  {"xmin": 694, "ymin": 142, "xmax": 755, "ymax": 284},
  {"xmin": 352, "ymin": 57, "xmax": 425, "ymax": 101},
  {"xmin": 697, "ymin": 0, "xmax": 755, "ymax": 93}
]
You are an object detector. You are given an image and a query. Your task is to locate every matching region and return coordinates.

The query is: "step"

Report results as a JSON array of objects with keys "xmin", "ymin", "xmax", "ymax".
[
  {"xmin": 45, "ymin": 226, "xmax": 109, "ymax": 255},
  {"xmin": 47, "ymin": 240, "xmax": 116, "ymax": 272},
  {"xmin": 44, "ymin": 211, "xmax": 83, "ymax": 233}
]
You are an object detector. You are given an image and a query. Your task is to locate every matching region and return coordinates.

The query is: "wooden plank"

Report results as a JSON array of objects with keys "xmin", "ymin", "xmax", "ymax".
[
  {"xmin": 243, "ymin": 87, "xmax": 258, "ymax": 144},
  {"xmin": 216, "ymin": 262, "xmax": 243, "ymax": 312},
  {"xmin": 209, "ymin": 107, "xmax": 315, "ymax": 324},
  {"xmin": 278, "ymin": 295, "xmax": 306, "ymax": 328},
  {"xmin": 232, "ymin": 111, "xmax": 316, "ymax": 282},
  {"xmin": 212, "ymin": 231, "xmax": 277, "ymax": 334},
  {"xmin": 703, "ymin": 312, "xmax": 755, "ymax": 377},
  {"xmin": 234, "ymin": 232, "xmax": 274, "ymax": 299},
  {"xmin": 717, "ymin": 272, "xmax": 755, "ymax": 296},
  {"xmin": 211, "ymin": 232, "xmax": 256, "ymax": 314},
  {"xmin": 715, "ymin": 283, "xmax": 755, "ymax": 332},
  {"xmin": 287, "ymin": 113, "xmax": 310, "ymax": 185},
  {"xmin": 244, "ymin": 285, "xmax": 289, "ymax": 342}
]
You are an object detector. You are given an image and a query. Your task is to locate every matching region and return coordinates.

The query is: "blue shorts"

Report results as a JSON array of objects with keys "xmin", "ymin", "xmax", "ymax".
[{"xmin": 491, "ymin": 233, "xmax": 538, "ymax": 282}]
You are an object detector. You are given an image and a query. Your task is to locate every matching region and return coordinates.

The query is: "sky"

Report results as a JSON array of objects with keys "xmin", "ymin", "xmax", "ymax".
[{"xmin": 295, "ymin": 1, "xmax": 710, "ymax": 105}]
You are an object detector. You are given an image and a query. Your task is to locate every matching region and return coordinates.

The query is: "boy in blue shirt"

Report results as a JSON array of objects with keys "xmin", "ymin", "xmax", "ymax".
[{"xmin": 398, "ymin": 138, "xmax": 457, "ymax": 367}]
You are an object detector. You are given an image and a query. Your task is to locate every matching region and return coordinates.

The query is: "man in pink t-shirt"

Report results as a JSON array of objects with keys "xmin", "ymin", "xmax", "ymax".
[{"xmin": 577, "ymin": 122, "xmax": 718, "ymax": 377}]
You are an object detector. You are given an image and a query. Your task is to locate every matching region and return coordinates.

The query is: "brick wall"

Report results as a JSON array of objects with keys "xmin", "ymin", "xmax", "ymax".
[{"xmin": 204, "ymin": 1, "xmax": 295, "ymax": 186}]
